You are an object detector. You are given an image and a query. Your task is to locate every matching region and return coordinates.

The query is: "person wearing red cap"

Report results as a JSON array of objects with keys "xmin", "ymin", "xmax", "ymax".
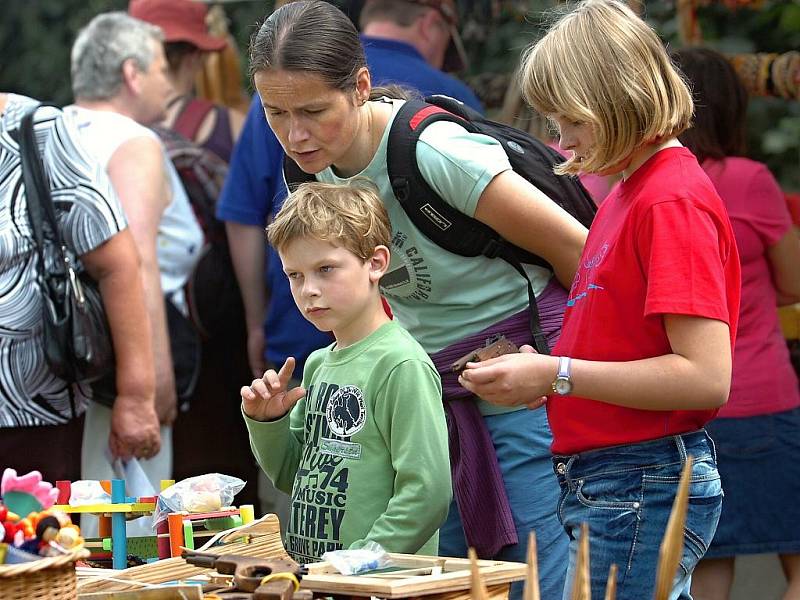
[
  {"xmin": 129, "ymin": 0, "xmax": 244, "ymax": 161},
  {"xmin": 128, "ymin": 0, "xmax": 258, "ymax": 510}
]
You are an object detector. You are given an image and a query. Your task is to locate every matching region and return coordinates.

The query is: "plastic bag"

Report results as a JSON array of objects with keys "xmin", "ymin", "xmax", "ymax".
[
  {"xmin": 69, "ymin": 480, "xmax": 111, "ymax": 506},
  {"xmin": 322, "ymin": 541, "xmax": 390, "ymax": 575},
  {"xmin": 152, "ymin": 473, "xmax": 245, "ymax": 526}
]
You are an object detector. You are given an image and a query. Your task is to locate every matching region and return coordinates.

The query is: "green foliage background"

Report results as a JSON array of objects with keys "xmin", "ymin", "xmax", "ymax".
[{"xmin": 1, "ymin": 0, "xmax": 797, "ymax": 190}]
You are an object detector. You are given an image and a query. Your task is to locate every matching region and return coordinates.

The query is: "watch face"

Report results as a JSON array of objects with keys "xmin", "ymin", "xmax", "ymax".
[{"xmin": 554, "ymin": 377, "xmax": 572, "ymax": 395}]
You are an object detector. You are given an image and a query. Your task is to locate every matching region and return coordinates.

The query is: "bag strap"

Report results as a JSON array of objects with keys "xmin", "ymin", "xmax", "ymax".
[
  {"xmin": 386, "ymin": 100, "xmax": 550, "ymax": 353},
  {"xmin": 173, "ymin": 98, "xmax": 216, "ymax": 141},
  {"xmin": 386, "ymin": 99, "xmax": 548, "ymax": 267},
  {"xmin": 19, "ymin": 104, "xmax": 86, "ymax": 307},
  {"xmin": 282, "ymin": 154, "xmax": 316, "ymax": 194}
]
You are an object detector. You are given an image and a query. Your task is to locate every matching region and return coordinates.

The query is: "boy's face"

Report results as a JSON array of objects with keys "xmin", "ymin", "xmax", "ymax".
[{"xmin": 280, "ymin": 236, "xmax": 388, "ymax": 347}]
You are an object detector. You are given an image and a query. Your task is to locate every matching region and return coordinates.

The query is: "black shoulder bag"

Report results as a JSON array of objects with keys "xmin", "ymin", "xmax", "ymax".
[{"xmin": 19, "ymin": 105, "xmax": 115, "ymax": 385}]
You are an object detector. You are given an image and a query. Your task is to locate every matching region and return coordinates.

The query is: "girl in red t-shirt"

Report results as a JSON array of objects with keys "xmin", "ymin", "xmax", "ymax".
[{"xmin": 459, "ymin": 2, "xmax": 741, "ymax": 599}]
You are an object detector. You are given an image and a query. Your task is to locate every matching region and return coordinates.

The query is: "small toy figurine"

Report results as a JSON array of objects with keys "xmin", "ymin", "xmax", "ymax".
[
  {"xmin": 0, "ymin": 470, "xmax": 84, "ymax": 558},
  {"xmin": 54, "ymin": 524, "xmax": 84, "ymax": 551}
]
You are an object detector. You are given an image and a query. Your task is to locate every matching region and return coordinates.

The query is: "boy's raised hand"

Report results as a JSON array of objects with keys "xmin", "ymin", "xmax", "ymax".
[{"xmin": 241, "ymin": 357, "xmax": 306, "ymax": 422}]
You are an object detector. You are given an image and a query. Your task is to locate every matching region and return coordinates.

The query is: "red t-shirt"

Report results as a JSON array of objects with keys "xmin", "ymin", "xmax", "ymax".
[
  {"xmin": 703, "ymin": 158, "xmax": 800, "ymax": 417},
  {"xmin": 549, "ymin": 147, "xmax": 741, "ymax": 454}
]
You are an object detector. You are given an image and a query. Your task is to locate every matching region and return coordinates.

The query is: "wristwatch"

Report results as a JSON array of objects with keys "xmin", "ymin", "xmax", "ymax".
[{"xmin": 551, "ymin": 356, "xmax": 573, "ymax": 396}]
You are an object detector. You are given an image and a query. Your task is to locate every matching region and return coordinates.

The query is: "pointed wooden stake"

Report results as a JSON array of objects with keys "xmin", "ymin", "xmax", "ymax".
[
  {"xmin": 604, "ymin": 564, "xmax": 618, "ymax": 600},
  {"xmin": 653, "ymin": 455, "xmax": 694, "ymax": 600},
  {"xmin": 469, "ymin": 547, "xmax": 490, "ymax": 600},
  {"xmin": 523, "ymin": 531, "xmax": 540, "ymax": 600},
  {"xmin": 571, "ymin": 522, "xmax": 591, "ymax": 600}
]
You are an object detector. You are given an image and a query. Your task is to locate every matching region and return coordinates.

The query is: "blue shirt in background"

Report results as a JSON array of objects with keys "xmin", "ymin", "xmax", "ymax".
[{"xmin": 360, "ymin": 36, "xmax": 483, "ymax": 113}]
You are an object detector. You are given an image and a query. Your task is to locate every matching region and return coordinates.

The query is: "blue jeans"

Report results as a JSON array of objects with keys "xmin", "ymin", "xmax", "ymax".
[
  {"xmin": 554, "ymin": 430, "xmax": 723, "ymax": 600},
  {"xmin": 439, "ymin": 408, "xmax": 568, "ymax": 600}
]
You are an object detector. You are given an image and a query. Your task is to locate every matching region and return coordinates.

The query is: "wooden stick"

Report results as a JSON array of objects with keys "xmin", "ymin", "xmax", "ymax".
[
  {"xmin": 523, "ymin": 531, "xmax": 540, "ymax": 600},
  {"xmin": 571, "ymin": 522, "xmax": 591, "ymax": 600},
  {"xmin": 604, "ymin": 564, "xmax": 617, "ymax": 600},
  {"xmin": 468, "ymin": 547, "xmax": 490, "ymax": 600},
  {"xmin": 653, "ymin": 455, "xmax": 694, "ymax": 600}
]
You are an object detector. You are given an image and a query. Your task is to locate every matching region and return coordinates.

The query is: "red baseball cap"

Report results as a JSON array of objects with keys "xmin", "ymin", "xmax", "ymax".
[{"xmin": 129, "ymin": 0, "xmax": 227, "ymax": 52}]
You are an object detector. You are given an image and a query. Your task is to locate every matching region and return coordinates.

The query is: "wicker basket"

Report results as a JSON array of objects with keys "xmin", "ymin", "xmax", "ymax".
[{"xmin": 0, "ymin": 549, "xmax": 89, "ymax": 600}]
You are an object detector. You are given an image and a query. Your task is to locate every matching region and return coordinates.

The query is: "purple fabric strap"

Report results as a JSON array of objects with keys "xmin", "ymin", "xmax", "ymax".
[{"xmin": 429, "ymin": 279, "xmax": 568, "ymax": 558}]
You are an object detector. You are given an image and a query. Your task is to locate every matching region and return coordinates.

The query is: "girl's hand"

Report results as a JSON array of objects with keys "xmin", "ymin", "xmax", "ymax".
[
  {"xmin": 458, "ymin": 345, "xmax": 557, "ymax": 409},
  {"xmin": 241, "ymin": 357, "xmax": 306, "ymax": 422}
]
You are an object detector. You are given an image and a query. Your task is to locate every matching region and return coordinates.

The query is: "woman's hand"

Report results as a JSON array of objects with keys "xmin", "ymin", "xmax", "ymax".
[
  {"xmin": 458, "ymin": 345, "xmax": 557, "ymax": 409},
  {"xmin": 109, "ymin": 395, "xmax": 161, "ymax": 461},
  {"xmin": 241, "ymin": 357, "xmax": 306, "ymax": 422}
]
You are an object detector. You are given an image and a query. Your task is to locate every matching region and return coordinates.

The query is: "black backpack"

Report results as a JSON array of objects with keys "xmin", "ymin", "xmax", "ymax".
[{"xmin": 284, "ymin": 95, "xmax": 596, "ymax": 353}]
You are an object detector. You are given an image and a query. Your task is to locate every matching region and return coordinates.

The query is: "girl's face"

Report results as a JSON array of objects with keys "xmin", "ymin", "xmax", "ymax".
[
  {"xmin": 254, "ymin": 68, "xmax": 368, "ymax": 174},
  {"xmin": 551, "ymin": 115, "xmax": 596, "ymax": 167}
]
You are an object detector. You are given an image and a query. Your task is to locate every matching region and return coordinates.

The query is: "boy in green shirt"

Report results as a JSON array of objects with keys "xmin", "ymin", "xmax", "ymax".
[{"xmin": 241, "ymin": 182, "xmax": 451, "ymax": 564}]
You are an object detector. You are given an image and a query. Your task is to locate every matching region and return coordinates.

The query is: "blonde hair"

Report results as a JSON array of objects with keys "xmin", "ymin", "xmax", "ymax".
[
  {"xmin": 267, "ymin": 181, "xmax": 391, "ymax": 260},
  {"xmin": 520, "ymin": 0, "xmax": 693, "ymax": 175}
]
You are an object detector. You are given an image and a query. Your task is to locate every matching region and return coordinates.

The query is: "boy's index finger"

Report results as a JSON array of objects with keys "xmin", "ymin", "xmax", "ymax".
[{"xmin": 277, "ymin": 356, "xmax": 297, "ymax": 385}]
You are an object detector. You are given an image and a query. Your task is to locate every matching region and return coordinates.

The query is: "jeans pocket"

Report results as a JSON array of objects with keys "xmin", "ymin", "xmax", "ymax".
[
  {"xmin": 567, "ymin": 473, "xmax": 644, "ymax": 577},
  {"xmin": 576, "ymin": 474, "xmax": 643, "ymax": 511},
  {"xmin": 643, "ymin": 458, "xmax": 723, "ymax": 578},
  {"xmin": 682, "ymin": 472, "xmax": 723, "ymax": 575}
]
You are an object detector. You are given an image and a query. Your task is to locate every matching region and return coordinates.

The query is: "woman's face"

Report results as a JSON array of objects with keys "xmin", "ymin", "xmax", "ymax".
[{"xmin": 254, "ymin": 69, "xmax": 366, "ymax": 174}]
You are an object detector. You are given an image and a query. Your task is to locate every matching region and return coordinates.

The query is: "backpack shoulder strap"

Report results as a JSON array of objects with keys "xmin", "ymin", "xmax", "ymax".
[
  {"xmin": 386, "ymin": 99, "xmax": 503, "ymax": 260},
  {"xmin": 386, "ymin": 99, "xmax": 551, "ymax": 353},
  {"xmin": 282, "ymin": 154, "xmax": 316, "ymax": 194},
  {"xmin": 173, "ymin": 98, "xmax": 216, "ymax": 141}
]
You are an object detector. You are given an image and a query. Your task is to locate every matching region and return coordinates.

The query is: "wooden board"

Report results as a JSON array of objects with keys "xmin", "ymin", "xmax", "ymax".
[{"xmin": 300, "ymin": 553, "xmax": 526, "ymax": 598}]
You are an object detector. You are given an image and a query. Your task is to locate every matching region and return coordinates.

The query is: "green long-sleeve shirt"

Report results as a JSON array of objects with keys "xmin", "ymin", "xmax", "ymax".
[{"xmin": 244, "ymin": 321, "xmax": 451, "ymax": 564}]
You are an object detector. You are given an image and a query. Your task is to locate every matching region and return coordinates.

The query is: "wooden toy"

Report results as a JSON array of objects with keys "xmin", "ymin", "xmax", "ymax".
[
  {"xmin": 77, "ymin": 515, "xmax": 287, "ymax": 594},
  {"xmin": 571, "ymin": 523, "xmax": 591, "ymax": 600},
  {"xmin": 604, "ymin": 564, "xmax": 617, "ymax": 600},
  {"xmin": 51, "ymin": 479, "xmax": 254, "ymax": 570},
  {"xmin": 301, "ymin": 552, "xmax": 525, "ymax": 598}
]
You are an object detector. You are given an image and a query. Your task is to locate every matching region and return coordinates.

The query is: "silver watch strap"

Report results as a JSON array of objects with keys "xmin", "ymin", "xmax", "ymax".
[{"xmin": 557, "ymin": 356, "xmax": 572, "ymax": 378}]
